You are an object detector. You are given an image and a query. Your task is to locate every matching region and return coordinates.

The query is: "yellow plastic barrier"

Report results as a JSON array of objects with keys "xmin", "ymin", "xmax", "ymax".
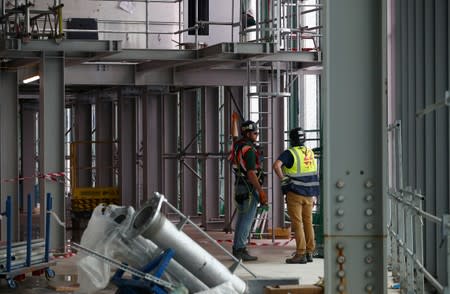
[{"xmin": 71, "ymin": 187, "xmax": 120, "ymax": 212}]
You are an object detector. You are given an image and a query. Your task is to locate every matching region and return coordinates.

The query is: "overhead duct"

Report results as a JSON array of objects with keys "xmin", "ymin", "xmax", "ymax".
[{"xmin": 129, "ymin": 193, "xmax": 247, "ymax": 293}]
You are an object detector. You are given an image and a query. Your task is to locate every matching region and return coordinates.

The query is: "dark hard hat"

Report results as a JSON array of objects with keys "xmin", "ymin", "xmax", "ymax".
[
  {"xmin": 241, "ymin": 120, "xmax": 258, "ymax": 134},
  {"xmin": 289, "ymin": 127, "xmax": 306, "ymax": 145}
]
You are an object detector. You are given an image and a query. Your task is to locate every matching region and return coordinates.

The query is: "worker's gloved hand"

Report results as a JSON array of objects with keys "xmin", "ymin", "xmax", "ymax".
[
  {"xmin": 258, "ymin": 189, "xmax": 268, "ymax": 206},
  {"xmin": 281, "ymin": 177, "xmax": 290, "ymax": 194},
  {"xmin": 281, "ymin": 177, "xmax": 290, "ymax": 186}
]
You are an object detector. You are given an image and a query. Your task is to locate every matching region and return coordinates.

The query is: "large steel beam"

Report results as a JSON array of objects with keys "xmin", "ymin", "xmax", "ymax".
[
  {"xmin": 0, "ymin": 39, "xmax": 121, "ymax": 54},
  {"xmin": 39, "ymin": 52, "xmax": 65, "ymax": 250},
  {"xmin": 323, "ymin": 0, "xmax": 386, "ymax": 293}
]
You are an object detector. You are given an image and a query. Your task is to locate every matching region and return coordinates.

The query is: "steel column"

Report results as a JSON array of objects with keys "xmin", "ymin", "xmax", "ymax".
[
  {"xmin": 435, "ymin": 0, "xmax": 449, "ymax": 285},
  {"xmin": 142, "ymin": 88, "xmax": 163, "ymax": 203},
  {"xmin": 406, "ymin": 0, "xmax": 416, "ymax": 186},
  {"xmin": 271, "ymin": 93, "xmax": 285, "ymax": 229},
  {"xmin": 38, "ymin": 52, "xmax": 65, "ymax": 250},
  {"xmin": 20, "ymin": 104, "xmax": 38, "ymax": 222},
  {"xmin": 180, "ymin": 89, "xmax": 198, "ymax": 216},
  {"xmin": 201, "ymin": 87, "xmax": 220, "ymax": 229},
  {"xmin": 223, "ymin": 86, "xmax": 234, "ymax": 231},
  {"xmin": 0, "ymin": 71, "xmax": 19, "ymax": 242},
  {"xmin": 162, "ymin": 93, "xmax": 178, "ymax": 206},
  {"xmin": 95, "ymin": 96, "xmax": 114, "ymax": 187},
  {"xmin": 73, "ymin": 102, "xmax": 92, "ymax": 188},
  {"xmin": 423, "ymin": 0, "xmax": 437, "ymax": 276},
  {"xmin": 414, "ymin": 0, "xmax": 425, "ymax": 212},
  {"xmin": 324, "ymin": 0, "xmax": 386, "ymax": 293},
  {"xmin": 118, "ymin": 91, "xmax": 137, "ymax": 207}
]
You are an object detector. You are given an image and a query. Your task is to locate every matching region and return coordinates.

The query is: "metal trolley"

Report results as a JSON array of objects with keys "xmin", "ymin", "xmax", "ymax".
[{"xmin": 0, "ymin": 193, "xmax": 55, "ymax": 288}]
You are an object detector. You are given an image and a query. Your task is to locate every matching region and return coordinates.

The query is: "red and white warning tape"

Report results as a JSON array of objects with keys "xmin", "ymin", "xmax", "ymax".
[
  {"xmin": 2, "ymin": 171, "xmax": 66, "ymax": 183},
  {"xmin": 215, "ymin": 238, "xmax": 295, "ymax": 247}
]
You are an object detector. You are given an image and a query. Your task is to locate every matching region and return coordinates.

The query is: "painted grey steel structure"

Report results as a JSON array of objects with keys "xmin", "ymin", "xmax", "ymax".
[
  {"xmin": 4, "ymin": 0, "xmax": 449, "ymax": 292},
  {"xmin": 388, "ymin": 0, "xmax": 450, "ymax": 291},
  {"xmin": 38, "ymin": 53, "xmax": 66, "ymax": 251},
  {"xmin": 323, "ymin": 0, "xmax": 386, "ymax": 293},
  {"xmin": 0, "ymin": 71, "xmax": 19, "ymax": 241}
]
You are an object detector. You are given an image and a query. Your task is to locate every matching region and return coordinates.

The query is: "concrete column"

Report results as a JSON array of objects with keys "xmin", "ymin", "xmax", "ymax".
[
  {"xmin": 73, "ymin": 102, "xmax": 92, "ymax": 188},
  {"xmin": 142, "ymin": 88, "xmax": 162, "ymax": 203},
  {"xmin": 201, "ymin": 87, "xmax": 220, "ymax": 229},
  {"xmin": 39, "ymin": 52, "xmax": 65, "ymax": 251},
  {"xmin": 118, "ymin": 91, "xmax": 136, "ymax": 207},
  {"xmin": 95, "ymin": 96, "xmax": 113, "ymax": 187},
  {"xmin": 0, "ymin": 71, "xmax": 19, "ymax": 241}
]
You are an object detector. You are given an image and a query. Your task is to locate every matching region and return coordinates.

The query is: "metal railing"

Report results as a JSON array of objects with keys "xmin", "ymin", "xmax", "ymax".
[
  {"xmin": 0, "ymin": 2, "xmax": 63, "ymax": 40},
  {"xmin": 387, "ymin": 120, "xmax": 450, "ymax": 293},
  {"xmin": 0, "ymin": 0, "xmax": 322, "ymax": 51}
]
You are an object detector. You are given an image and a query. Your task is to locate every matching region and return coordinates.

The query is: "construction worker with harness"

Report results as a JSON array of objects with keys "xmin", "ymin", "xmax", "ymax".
[
  {"xmin": 229, "ymin": 120, "xmax": 267, "ymax": 261},
  {"xmin": 273, "ymin": 127, "xmax": 319, "ymax": 264}
]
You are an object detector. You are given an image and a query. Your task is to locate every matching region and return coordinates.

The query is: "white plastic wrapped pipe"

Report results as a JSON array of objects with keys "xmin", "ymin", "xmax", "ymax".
[
  {"xmin": 114, "ymin": 235, "xmax": 209, "ymax": 293},
  {"xmin": 77, "ymin": 204, "xmax": 208, "ymax": 293},
  {"xmin": 131, "ymin": 196, "xmax": 247, "ymax": 294}
]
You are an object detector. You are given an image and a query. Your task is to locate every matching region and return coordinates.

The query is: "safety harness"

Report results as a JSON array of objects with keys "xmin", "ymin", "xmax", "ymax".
[{"xmin": 228, "ymin": 138, "xmax": 264, "ymax": 205}]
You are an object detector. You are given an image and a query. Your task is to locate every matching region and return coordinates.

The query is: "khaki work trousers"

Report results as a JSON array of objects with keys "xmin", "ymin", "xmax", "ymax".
[{"xmin": 286, "ymin": 191, "xmax": 315, "ymax": 255}]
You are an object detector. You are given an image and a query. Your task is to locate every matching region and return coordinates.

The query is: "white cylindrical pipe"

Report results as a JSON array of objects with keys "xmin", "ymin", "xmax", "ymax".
[
  {"xmin": 77, "ymin": 204, "xmax": 208, "ymax": 293},
  {"xmin": 131, "ymin": 197, "xmax": 247, "ymax": 293},
  {"xmin": 115, "ymin": 235, "xmax": 208, "ymax": 293}
]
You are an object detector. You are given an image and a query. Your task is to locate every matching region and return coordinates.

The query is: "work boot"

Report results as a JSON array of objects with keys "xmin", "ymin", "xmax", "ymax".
[
  {"xmin": 233, "ymin": 247, "xmax": 258, "ymax": 261},
  {"xmin": 306, "ymin": 252, "xmax": 313, "ymax": 263},
  {"xmin": 286, "ymin": 253, "xmax": 307, "ymax": 264}
]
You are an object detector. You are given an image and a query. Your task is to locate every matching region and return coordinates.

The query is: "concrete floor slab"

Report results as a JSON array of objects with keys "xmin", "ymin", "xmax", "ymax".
[{"xmin": 0, "ymin": 226, "xmax": 401, "ymax": 293}]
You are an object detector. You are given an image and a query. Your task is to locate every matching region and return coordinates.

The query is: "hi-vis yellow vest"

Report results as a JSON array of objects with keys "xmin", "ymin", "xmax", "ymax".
[{"xmin": 282, "ymin": 146, "xmax": 317, "ymax": 177}]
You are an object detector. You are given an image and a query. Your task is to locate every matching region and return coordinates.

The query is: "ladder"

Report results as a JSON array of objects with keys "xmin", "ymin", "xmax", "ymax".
[
  {"xmin": 247, "ymin": 60, "xmax": 292, "ymax": 239},
  {"xmin": 243, "ymin": 0, "xmax": 322, "ymax": 238}
]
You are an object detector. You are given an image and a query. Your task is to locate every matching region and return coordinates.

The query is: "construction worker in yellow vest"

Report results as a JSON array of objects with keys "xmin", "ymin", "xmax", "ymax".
[{"xmin": 273, "ymin": 127, "xmax": 319, "ymax": 264}]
